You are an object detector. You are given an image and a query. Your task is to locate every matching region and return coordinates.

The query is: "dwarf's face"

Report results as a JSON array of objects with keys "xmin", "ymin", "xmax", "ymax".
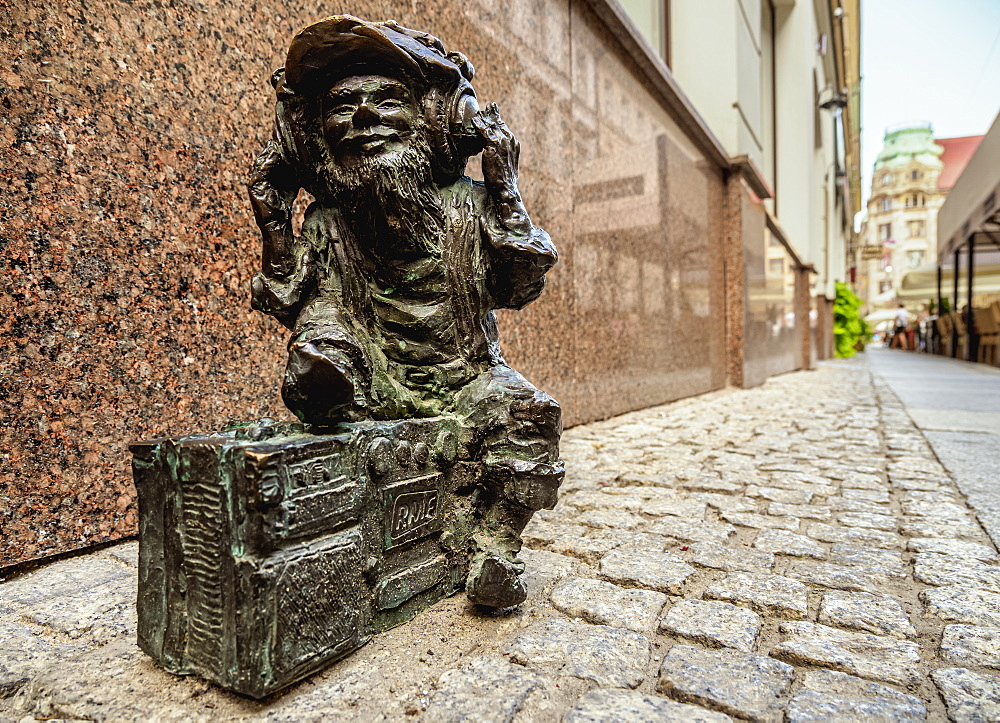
[{"xmin": 322, "ymin": 74, "xmax": 421, "ymax": 167}]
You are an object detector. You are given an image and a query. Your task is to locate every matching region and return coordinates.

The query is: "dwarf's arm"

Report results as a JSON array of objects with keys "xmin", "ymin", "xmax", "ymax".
[
  {"xmin": 248, "ymin": 137, "xmax": 314, "ymax": 327},
  {"xmin": 475, "ymin": 104, "xmax": 558, "ymax": 310}
]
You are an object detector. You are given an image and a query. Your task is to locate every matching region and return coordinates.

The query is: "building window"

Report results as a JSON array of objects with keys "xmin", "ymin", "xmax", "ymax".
[
  {"xmin": 878, "ymin": 223, "xmax": 892, "ymax": 242},
  {"xmin": 907, "ymin": 220, "xmax": 925, "ymax": 237},
  {"xmin": 910, "ymin": 169, "xmax": 922, "ymax": 180},
  {"xmin": 878, "ymin": 197, "xmax": 891, "ymax": 212},
  {"xmin": 879, "ymin": 279, "xmax": 893, "ymax": 293},
  {"xmin": 905, "ymin": 193, "xmax": 924, "ymax": 208},
  {"xmin": 880, "ymin": 173, "xmax": 893, "ymax": 185},
  {"xmin": 768, "ymin": 258, "xmax": 784, "ymax": 275},
  {"xmin": 907, "ymin": 250, "xmax": 925, "ymax": 268},
  {"xmin": 618, "ymin": 0, "xmax": 668, "ymax": 61}
]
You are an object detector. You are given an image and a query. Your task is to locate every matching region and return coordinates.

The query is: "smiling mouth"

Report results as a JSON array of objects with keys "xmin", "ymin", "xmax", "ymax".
[{"xmin": 344, "ymin": 132, "xmax": 400, "ymax": 152}]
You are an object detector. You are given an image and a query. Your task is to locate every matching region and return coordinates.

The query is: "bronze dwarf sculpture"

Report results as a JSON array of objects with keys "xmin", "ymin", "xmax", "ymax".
[{"xmin": 132, "ymin": 16, "xmax": 562, "ymax": 697}]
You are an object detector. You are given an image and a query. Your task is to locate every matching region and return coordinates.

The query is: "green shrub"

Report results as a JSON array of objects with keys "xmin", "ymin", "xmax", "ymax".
[{"xmin": 833, "ymin": 281, "xmax": 868, "ymax": 358}]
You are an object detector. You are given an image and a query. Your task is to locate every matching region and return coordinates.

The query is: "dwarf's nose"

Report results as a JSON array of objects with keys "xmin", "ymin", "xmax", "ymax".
[{"xmin": 353, "ymin": 101, "xmax": 380, "ymax": 125}]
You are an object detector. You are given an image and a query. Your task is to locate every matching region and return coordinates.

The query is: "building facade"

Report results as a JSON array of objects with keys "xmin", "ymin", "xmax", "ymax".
[
  {"xmin": 2, "ymin": 0, "xmax": 859, "ymax": 567},
  {"xmin": 856, "ymin": 125, "xmax": 983, "ymax": 308}
]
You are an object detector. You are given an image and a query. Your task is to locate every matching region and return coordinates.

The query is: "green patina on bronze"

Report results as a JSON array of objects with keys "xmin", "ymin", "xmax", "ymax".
[{"xmin": 132, "ymin": 15, "xmax": 563, "ymax": 699}]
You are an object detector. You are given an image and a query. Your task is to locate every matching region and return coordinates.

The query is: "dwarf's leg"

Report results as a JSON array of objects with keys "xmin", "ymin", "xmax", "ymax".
[
  {"xmin": 282, "ymin": 312, "xmax": 371, "ymax": 425},
  {"xmin": 455, "ymin": 366, "xmax": 563, "ymax": 608}
]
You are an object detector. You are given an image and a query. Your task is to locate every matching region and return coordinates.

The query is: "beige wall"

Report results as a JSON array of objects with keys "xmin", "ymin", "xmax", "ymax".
[{"xmin": 668, "ymin": 0, "xmax": 851, "ymax": 302}]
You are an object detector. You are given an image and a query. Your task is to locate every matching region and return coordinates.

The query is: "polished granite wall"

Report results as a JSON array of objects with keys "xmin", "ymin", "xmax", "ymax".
[
  {"xmin": 742, "ymin": 197, "xmax": 802, "ymax": 388},
  {"xmin": 2, "ymin": 0, "xmax": 727, "ymax": 566}
]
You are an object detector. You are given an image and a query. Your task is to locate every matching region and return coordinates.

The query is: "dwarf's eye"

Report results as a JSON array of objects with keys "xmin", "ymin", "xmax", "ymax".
[
  {"xmin": 329, "ymin": 103, "xmax": 355, "ymax": 116},
  {"xmin": 378, "ymin": 98, "xmax": 404, "ymax": 109}
]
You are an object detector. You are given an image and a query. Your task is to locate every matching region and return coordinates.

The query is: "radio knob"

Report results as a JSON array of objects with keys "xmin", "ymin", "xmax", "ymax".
[
  {"xmin": 368, "ymin": 437, "xmax": 393, "ymax": 475},
  {"xmin": 396, "ymin": 440, "xmax": 412, "ymax": 467},
  {"xmin": 412, "ymin": 442, "xmax": 430, "ymax": 466}
]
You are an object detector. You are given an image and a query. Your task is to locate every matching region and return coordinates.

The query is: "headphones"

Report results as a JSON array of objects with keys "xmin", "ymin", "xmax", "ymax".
[{"xmin": 422, "ymin": 78, "xmax": 486, "ymax": 180}]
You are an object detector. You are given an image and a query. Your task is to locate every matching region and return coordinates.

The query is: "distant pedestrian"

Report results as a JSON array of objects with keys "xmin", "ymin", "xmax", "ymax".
[{"xmin": 891, "ymin": 303, "xmax": 910, "ymax": 350}]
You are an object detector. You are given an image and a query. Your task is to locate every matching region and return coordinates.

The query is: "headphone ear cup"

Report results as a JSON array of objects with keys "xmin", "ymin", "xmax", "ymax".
[
  {"xmin": 424, "ymin": 84, "xmax": 486, "ymax": 182},
  {"xmin": 450, "ymin": 91, "xmax": 486, "ymax": 157}
]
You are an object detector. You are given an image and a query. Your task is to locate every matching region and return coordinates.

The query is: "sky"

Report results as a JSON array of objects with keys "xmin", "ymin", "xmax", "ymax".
[{"xmin": 860, "ymin": 0, "xmax": 1000, "ymax": 208}]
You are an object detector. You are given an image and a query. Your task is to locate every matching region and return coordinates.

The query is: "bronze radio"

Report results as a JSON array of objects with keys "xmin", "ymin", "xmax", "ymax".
[{"xmin": 131, "ymin": 418, "xmax": 477, "ymax": 698}]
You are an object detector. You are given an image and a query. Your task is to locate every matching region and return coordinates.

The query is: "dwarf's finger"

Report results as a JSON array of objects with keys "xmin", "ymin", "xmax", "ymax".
[{"xmin": 472, "ymin": 115, "xmax": 501, "ymax": 143}]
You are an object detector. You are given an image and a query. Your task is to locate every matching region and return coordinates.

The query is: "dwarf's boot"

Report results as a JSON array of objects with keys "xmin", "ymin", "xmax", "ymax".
[{"xmin": 465, "ymin": 458, "xmax": 564, "ymax": 608}]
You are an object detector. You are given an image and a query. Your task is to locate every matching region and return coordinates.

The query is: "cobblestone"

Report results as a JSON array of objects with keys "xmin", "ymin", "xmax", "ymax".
[
  {"xmin": 914, "ymin": 553, "xmax": 1000, "ymax": 592},
  {"xmin": 901, "ymin": 499, "xmax": 975, "ymax": 520},
  {"xmin": 598, "ymin": 549, "xmax": 697, "ymax": 594},
  {"xmin": 687, "ymin": 541, "xmax": 775, "ymax": 572},
  {"xmin": 806, "ymin": 522, "xmax": 903, "ymax": 549},
  {"xmin": 5, "ymin": 359, "xmax": 1000, "ymax": 720},
  {"xmin": 818, "ymin": 591, "xmax": 917, "ymax": 638},
  {"xmin": 907, "ymin": 537, "xmax": 997, "ymax": 561},
  {"xmin": 840, "ymin": 473, "xmax": 886, "ymax": 490},
  {"xmin": 550, "ymin": 577, "xmax": 666, "ymax": 633},
  {"xmin": 745, "ymin": 485, "xmax": 812, "ymax": 504},
  {"xmin": 719, "ymin": 511, "xmax": 800, "ymax": 531},
  {"xmin": 564, "ymin": 689, "xmax": 732, "ymax": 722},
  {"xmin": 0, "ymin": 619, "xmax": 89, "ymax": 696},
  {"xmin": 752, "ymin": 529, "xmax": 827, "ymax": 559},
  {"xmin": 766, "ymin": 502, "xmax": 831, "ymax": 521},
  {"xmin": 425, "ymin": 656, "xmax": 543, "ymax": 722},
  {"xmin": 787, "ymin": 560, "xmax": 882, "ymax": 593},
  {"xmin": 837, "ymin": 511, "xmax": 898, "ymax": 531},
  {"xmin": 644, "ymin": 497, "xmax": 709, "ymax": 519},
  {"xmin": 690, "ymin": 492, "xmax": 756, "ymax": 515},
  {"xmin": 772, "ymin": 621, "xmax": 921, "ymax": 686},
  {"xmin": 542, "ymin": 534, "xmax": 615, "ymax": 563},
  {"xmin": 506, "ymin": 618, "xmax": 650, "ymax": 688},
  {"xmin": 787, "ymin": 668, "xmax": 926, "ymax": 721},
  {"xmin": 827, "ymin": 543, "xmax": 906, "ymax": 577},
  {"xmin": 841, "ymin": 488, "xmax": 891, "ymax": 504},
  {"xmin": 578, "ymin": 509, "xmax": 646, "ymax": 530},
  {"xmin": 940, "ymin": 625, "xmax": 1000, "ymax": 668},
  {"xmin": 703, "ymin": 571, "xmax": 808, "ymax": 618},
  {"xmin": 921, "ymin": 586, "xmax": 1000, "ymax": 628},
  {"xmin": 901, "ymin": 519, "xmax": 985, "ymax": 539},
  {"xmin": 657, "ymin": 644, "xmax": 794, "ymax": 720},
  {"xmin": 659, "ymin": 599, "xmax": 760, "ymax": 651},
  {"xmin": 585, "ymin": 529, "xmax": 668, "ymax": 553},
  {"xmin": 646, "ymin": 518, "xmax": 737, "ymax": 544},
  {"xmin": 830, "ymin": 497, "xmax": 895, "ymax": 515},
  {"xmin": 522, "ymin": 519, "xmax": 589, "ymax": 546},
  {"xmin": 932, "ymin": 667, "xmax": 1000, "ymax": 721}
]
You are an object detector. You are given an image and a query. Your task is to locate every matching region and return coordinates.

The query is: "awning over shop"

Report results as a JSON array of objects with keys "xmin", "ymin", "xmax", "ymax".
[
  {"xmin": 863, "ymin": 309, "xmax": 900, "ymax": 324},
  {"xmin": 934, "ymin": 112, "xmax": 1000, "ymax": 360},
  {"xmin": 938, "ymin": 113, "xmax": 1000, "ymax": 265},
  {"xmin": 898, "ymin": 263, "xmax": 1000, "ymax": 302}
]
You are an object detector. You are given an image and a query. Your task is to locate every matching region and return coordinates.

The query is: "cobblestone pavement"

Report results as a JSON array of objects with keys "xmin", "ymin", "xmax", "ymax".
[{"xmin": 3, "ymin": 356, "xmax": 1000, "ymax": 721}]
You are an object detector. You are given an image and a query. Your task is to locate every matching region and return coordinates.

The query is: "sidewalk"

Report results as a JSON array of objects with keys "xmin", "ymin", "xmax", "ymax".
[
  {"xmin": 869, "ymin": 345, "xmax": 1000, "ymax": 549},
  {"xmin": 3, "ymin": 355, "xmax": 1000, "ymax": 721}
]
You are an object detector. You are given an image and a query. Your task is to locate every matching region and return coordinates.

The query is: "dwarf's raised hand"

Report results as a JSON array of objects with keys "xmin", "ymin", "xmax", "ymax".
[
  {"xmin": 248, "ymin": 139, "xmax": 297, "ymax": 224},
  {"xmin": 248, "ymin": 139, "xmax": 299, "ymax": 277},
  {"xmin": 473, "ymin": 103, "xmax": 520, "ymax": 198}
]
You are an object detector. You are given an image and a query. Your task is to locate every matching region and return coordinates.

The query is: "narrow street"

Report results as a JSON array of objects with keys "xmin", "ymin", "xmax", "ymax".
[{"xmin": 2, "ymin": 352, "xmax": 999, "ymax": 721}]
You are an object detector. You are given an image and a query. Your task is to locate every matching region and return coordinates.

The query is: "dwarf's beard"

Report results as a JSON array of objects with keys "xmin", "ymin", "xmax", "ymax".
[{"xmin": 316, "ymin": 138, "xmax": 446, "ymax": 257}]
